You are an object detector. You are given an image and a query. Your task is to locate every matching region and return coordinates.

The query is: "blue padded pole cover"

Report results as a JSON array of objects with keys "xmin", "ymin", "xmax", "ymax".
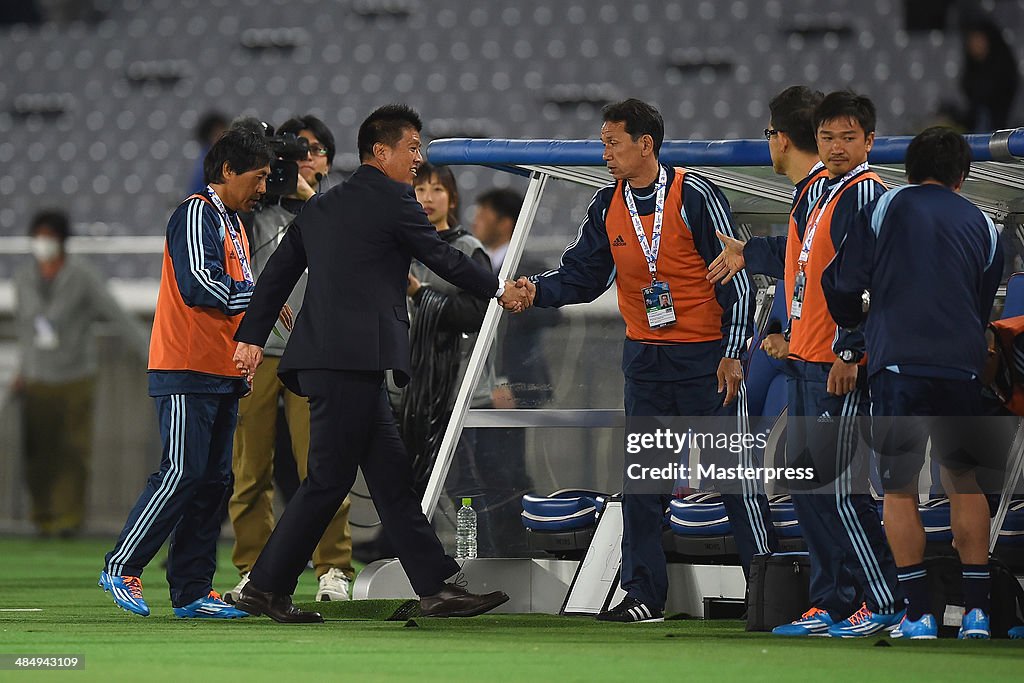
[{"xmin": 427, "ymin": 128, "xmax": 1024, "ymax": 167}]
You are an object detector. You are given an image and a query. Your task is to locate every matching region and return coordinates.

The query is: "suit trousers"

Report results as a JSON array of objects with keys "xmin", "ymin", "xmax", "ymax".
[
  {"xmin": 248, "ymin": 369, "xmax": 459, "ymax": 597},
  {"xmin": 22, "ymin": 377, "xmax": 95, "ymax": 535},
  {"xmin": 230, "ymin": 356, "xmax": 354, "ymax": 579}
]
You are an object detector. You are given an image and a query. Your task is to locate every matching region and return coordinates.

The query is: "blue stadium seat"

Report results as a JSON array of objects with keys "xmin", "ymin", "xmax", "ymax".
[
  {"xmin": 997, "ymin": 500, "xmax": 1024, "ymax": 547},
  {"xmin": 664, "ymin": 492, "xmax": 740, "ymax": 563},
  {"xmin": 665, "ymin": 491, "xmax": 807, "ymax": 559},
  {"xmin": 920, "ymin": 497, "xmax": 953, "ymax": 544},
  {"xmin": 1003, "ymin": 272, "xmax": 1024, "ymax": 318},
  {"xmin": 667, "ymin": 492, "xmax": 732, "ymax": 536},
  {"xmin": 521, "ymin": 489, "xmax": 606, "ymax": 532},
  {"xmin": 521, "ymin": 489, "xmax": 608, "ymax": 559},
  {"xmin": 768, "ymin": 494, "xmax": 802, "ymax": 540}
]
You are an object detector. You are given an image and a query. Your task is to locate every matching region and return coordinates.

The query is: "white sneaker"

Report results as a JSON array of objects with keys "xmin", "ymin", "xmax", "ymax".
[
  {"xmin": 316, "ymin": 568, "xmax": 351, "ymax": 601},
  {"xmin": 223, "ymin": 572, "xmax": 249, "ymax": 605}
]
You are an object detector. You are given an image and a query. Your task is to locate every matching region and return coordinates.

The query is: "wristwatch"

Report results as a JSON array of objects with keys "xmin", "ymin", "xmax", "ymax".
[{"xmin": 837, "ymin": 349, "xmax": 863, "ymax": 364}]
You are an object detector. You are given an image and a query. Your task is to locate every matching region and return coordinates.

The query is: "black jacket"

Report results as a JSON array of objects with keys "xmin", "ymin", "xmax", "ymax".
[{"xmin": 234, "ymin": 164, "xmax": 497, "ymax": 387}]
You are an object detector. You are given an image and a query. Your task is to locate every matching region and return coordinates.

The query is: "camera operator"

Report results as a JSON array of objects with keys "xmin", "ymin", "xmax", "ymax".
[{"xmin": 225, "ymin": 115, "xmax": 356, "ymax": 604}]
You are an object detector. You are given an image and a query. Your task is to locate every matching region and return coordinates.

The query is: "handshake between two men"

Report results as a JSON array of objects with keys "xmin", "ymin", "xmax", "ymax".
[
  {"xmin": 234, "ymin": 278, "xmax": 538, "ymax": 382},
  {"xmin": 496, "ymin": 276, "xmax": 536, "ymax": 314}
]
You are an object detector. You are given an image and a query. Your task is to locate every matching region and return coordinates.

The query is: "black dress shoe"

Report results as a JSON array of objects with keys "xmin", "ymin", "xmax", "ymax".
[
  {"xmin": 420, "ymin": 582, "xmax": 509, "ymax": 618},
  {"xmin": 234, "ymin": 583, "xmax": 323, "ymax": 623}
]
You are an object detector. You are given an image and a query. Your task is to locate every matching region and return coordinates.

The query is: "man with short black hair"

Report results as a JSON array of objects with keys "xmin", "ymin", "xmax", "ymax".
[
  {"xmin": 473, "ymin": 188, "xmax": 524, "ymax": 273},
  {"xmin": 710, "ymin": 89, "xmax": 903, "ymax": 638},
  {"xmin": 708, "ymin": 85, "xmax": 828, "ymax": 288},
  {"xmin": 824, "ymin": 126, "xmax": 1003, "ymax": 640},
  {"xmin": 515, "ymin": 98, "xmax": 777, "ymax": 623},
  {"xmin": 779, "ymin": 91, "xmax": 903, "ymax": 638},
  {"xmin": 226, "ymin": 114, "xmax": 356, "ymax": 605},
  {"xmin": 100, "ymin": 129, "xmax": 272, "ymax": 619},
  {"xmin": 230, "ymin": 104, "xmax": 519, "ymax": 623}
]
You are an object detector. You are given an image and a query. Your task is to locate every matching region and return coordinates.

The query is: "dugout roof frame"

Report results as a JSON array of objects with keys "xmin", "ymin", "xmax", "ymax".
[{"xmin": 418, "ymin": 130, "xmax": 1024, "ymax": 519}]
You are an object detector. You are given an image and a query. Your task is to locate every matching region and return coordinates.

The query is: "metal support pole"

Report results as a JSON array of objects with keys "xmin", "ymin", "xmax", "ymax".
[
  {"xmin": 420, "ymin": 171, "xmax": 550, "ymax": 518},
  {"xmin": 989, "ymin": 420, "xmax": 1024, "ymax": 553}
]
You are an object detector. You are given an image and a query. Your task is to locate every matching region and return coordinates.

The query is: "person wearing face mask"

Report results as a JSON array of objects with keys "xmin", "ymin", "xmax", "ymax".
[
  {"xmin": 12, "ymin": 210, "xmax": 149, "ymax": 538},
  {"xmin": 224, "ymin": 115, "xmax": 356, "ymax": 606}
]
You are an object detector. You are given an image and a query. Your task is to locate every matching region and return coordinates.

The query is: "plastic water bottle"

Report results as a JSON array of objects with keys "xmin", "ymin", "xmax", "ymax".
[{"xmin": 456, "ymin": 497, "xmax": 477, "ymax": 559}]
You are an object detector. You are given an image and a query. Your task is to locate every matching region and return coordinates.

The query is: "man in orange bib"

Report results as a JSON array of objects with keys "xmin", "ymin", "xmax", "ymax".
[
  {"xmin": 517, "ymin": 99, "xmax": 778, "ymax": 622},
  {"xmin": 100, "ymin": 130, "xmax": 272, "ymax": 619},
  {"xmin": 709, "ymin": 91, "xmax": 904, "ymax": 637}
]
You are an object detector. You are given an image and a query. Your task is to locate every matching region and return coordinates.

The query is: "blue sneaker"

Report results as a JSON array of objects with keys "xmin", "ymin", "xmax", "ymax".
[
  {"xmin": 173, "ymin": 591, "xmax": 250, "ymax": 619},
  {"xmin": 98, "ymin": 571, "xmax": 150, "ymax": 616},
  {"xmin": 828, "ymin": 603, "xmax": 905, "ymax": 638},
  {"xmin": 772, "ymin": 607, "xmax": 835, "ymax": 636},
  {"xmin": 1009, "ymin": 626, "xmax": 1024, "ymax": 639},
  {"xmin": 890, "ymin": 613, "xmax": 938, "ymax": 639},
  {"xmin": 958, "ymin": 608, "xmax": 990, "ymax": 639}
]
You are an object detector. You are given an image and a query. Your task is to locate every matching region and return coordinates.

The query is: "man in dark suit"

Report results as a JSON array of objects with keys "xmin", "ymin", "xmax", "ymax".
[{"xmin": 231, "ymin": 104, "xmax": 526, "ymax": 623}]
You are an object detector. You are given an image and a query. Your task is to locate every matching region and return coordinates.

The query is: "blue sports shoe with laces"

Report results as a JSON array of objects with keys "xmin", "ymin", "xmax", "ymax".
[
  {"xmin": 99, "ymin": 571, "xmax": 150, "ymax": 616},
  {"xmin": 173, "ymin": 591, "xmax": 250, "ymax": 619},
  {"xmin": 890, "ymin": 613, "xmax": 938, "ymax": 639},
  {"xmin": 772, "ymin": 607, "xmax": 835, "ymax": 636},
  {"xmin": 1009, "ymin": 625, "xmax": 1024, "ymax": 639},
  {"xmin": 828, "ymin": 603, "xmax": 905, "ymax": 638},
  {"xmin": 957, "ymin": 608, "xmax": 990, "ymax": 639}
]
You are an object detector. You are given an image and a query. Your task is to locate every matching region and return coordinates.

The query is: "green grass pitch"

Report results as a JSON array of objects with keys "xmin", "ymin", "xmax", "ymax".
[{"xmin": 1, "ymin": 537, "xmax": 1023, "ymax": 682}]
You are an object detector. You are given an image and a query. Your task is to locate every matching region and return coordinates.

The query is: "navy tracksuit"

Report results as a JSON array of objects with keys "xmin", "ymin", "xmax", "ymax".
[
  {"xmin": 104, "ymin": 188, "xmax": 252, "ymax": 608},
  {"xmin": 105, "ymin": 393, "xmax": 238, "ymax": 606},
  {"xmin": 784, "ymin": 361, "xmax": 901, "ymax": 618},
  {"xmin": 623, "ymin": 368, "xmax": 776, "ymax": 610},
  {"xmin": 745, "ymin": 165, "xmax": 901, "ymax": 619},
  {"xmin": 824, "ymin": 183, "xmax": 1004, "ymax": 491},
  {"xmin": 531, "ymin": 166, "xmax": 778, "ymax": 611}
]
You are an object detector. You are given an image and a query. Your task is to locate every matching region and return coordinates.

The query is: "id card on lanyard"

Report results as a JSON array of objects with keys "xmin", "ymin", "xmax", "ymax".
[
  {"xmin": 791, "ymin": 162, "xmax": 868, "ymax": 320},
  {"xmin": 207, "ymin": 186, "xmax": 254, "ymax": 285},
  {"xmin": 625, "ymin": 166, "xmax": 676, "ymax": 329}
]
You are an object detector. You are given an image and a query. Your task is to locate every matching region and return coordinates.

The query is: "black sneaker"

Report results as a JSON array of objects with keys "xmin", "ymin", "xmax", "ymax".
[{"xmin": 596, "ymin": 596, "xmax": 664, "ymax": 623}]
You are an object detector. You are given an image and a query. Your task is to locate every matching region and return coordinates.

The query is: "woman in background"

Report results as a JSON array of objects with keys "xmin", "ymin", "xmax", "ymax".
[{"xmin": 400, "ymin": 164, "xmax": 525, "ymax": 557}]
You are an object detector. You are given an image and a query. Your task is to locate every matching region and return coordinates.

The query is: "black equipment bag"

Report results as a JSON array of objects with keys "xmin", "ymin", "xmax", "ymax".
[{"xmin": 746, "ymin": 552, "xmax": 811, "ymax": 631}]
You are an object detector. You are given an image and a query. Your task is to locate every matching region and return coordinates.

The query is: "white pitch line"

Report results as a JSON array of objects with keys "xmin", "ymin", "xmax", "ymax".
[{"xmin": 0, "ymin": 609, "xmax": 43, "ymax": 612}]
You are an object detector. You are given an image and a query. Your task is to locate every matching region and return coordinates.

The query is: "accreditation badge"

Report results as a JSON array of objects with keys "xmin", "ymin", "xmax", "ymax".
[
  {"xmin": 791, "ymin": 269, "xmax": 806, "ymax": 320},
  {"xmin": 642, "ymin": 281, "xmax": 677, "ymax": 329},
  {"xmin": 33, "ymin": 315, "xmax": 59, "ymax": 350}
]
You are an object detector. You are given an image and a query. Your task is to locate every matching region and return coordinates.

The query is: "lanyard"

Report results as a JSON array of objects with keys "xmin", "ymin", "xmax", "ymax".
[
  {"xmin": 207, "ymin": 186, "xmax": 254, "ymax": 284},
  {"xmin": 623, "ymin": 165, "xmax": 667, "ymax": 284},
  {"xmin": 798, "ymin": 161, "xmax": 869, "ymax": 267}
]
